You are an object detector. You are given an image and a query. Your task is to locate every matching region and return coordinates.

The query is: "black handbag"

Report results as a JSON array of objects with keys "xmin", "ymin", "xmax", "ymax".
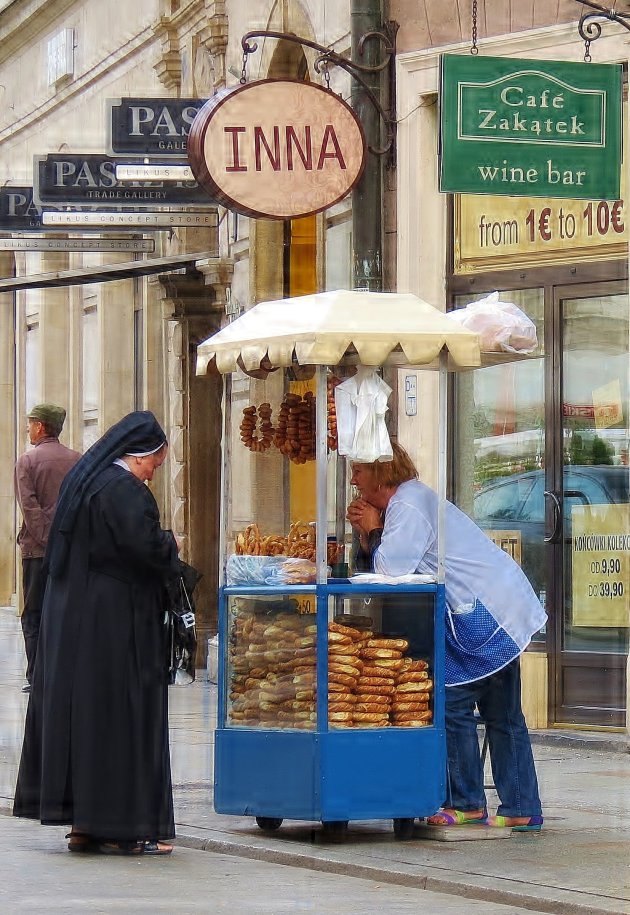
[{"xmin": 166, "ymin": 563, "xmax": 201, "ymax": 685}]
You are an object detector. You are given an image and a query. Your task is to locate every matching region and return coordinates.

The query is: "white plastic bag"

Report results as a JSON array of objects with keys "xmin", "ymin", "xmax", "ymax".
[
  {"xmin": 447, "ymin": 292, "xmax": 538, "ymax": 354},
  {"xmin": 334, "ymin": 366, "xmax": 393, "ymax": 463}
]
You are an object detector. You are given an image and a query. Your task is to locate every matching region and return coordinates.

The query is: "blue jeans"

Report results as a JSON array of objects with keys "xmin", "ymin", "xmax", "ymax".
[{"xmin": 445, "ymin": 659, "xmax": 542, "ymax": 817}]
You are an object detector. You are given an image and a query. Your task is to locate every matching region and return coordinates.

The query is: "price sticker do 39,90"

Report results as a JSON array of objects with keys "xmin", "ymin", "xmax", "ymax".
[{"xmin": 572, "ymin": 503, "xmax": 630, "ymax": 628}]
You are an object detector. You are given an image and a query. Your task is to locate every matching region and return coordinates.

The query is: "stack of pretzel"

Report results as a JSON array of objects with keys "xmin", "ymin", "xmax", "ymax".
[
  {"xmin": 273, "ymin": 391, "xmax": 316, "ymax": 463},
  {"xmin": 327, "ymin": 375, "xmax": 340, "ymax": 451},
  {"xmin": 391, "ymin": 660, "xmax": 433, "ymax": 726},
  {"xmin": 234, "ymin": 521, "xmax": 320, "ymax": 564},
  {"xmin": 228, "ymin": 609, "xmax": 317, "ymax": 729},
  {"xmin": 227, "ymin": 607, "xmax": 433, "ymax": 731},
  {"xmin": 327, "ymin": 622, "xmax": 364, "ymax": 727},
  {"xmin": 239, "ymin": 403, "xmax": 274, "ymax": 453}
]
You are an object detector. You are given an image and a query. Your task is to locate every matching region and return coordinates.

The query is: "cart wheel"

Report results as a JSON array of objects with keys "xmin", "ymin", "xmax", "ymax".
[
  {"xmin": 322, "ymin": 820, "xmax": 348, "ymax": 840},
  {"xmin": 393, "ymin": 818, "xmax": 415, "ymax": 840},
  {"xmin": 255, "ymin": 816, "xmax": 283, "ymax": 831}
]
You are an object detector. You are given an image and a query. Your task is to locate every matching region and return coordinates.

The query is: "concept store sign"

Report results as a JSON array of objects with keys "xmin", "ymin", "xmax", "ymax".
[
  {"xmin": 440, "ymin": 55, "xmax": 622, "ymax": 200},
  {"xmin": 188, "ymin": 79, "xmax": 366, "ymax": 219}
]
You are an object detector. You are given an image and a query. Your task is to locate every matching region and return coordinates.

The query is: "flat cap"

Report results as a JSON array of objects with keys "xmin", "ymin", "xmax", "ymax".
[{"xmin": 28, "ymin": 403, "xmax": 67, "ymax": 435}]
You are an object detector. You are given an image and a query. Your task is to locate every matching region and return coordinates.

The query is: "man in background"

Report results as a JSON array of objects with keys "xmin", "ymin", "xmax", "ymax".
[{"xmin": 14, "ymin": 404, "xmax": 80, "ymax": 692}]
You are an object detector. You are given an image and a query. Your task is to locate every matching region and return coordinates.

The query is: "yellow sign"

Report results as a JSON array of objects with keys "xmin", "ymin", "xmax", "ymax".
[
  {"xmin": 455, "ymin": 193, "xmax": 627, "ymax": 273},
  {"xmin": 485, "ymin": 530, "xmax": 522, "ymax": 565},
  {"xmin": 592, "ymin": 379, "xmax": 623, "ymax": 430},
  {"xmin": 572, "ymin": 503, "xmax": 630, "ymax": 627}
]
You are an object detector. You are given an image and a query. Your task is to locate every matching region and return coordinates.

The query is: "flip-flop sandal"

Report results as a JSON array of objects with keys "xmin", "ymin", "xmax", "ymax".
[
  {"xmin": 426, "ymin": 809, "xmax": 487, "ymax": 826},
  {"xmin": 143, "ymin": 841, "xmax": 173, "ymax": 856},
  {"xmin": 98, "ymin": 841, "xmax": 144, "ymax": 856},
  {"xmin": 487, "ymin": 815, "xmax": 543, "ymax": 831}
]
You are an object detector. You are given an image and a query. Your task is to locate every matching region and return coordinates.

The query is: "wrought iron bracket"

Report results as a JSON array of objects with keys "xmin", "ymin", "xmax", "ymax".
[
  {"xmin": 240, "ymin": 27, "xmax": 398, "ymax": 161},
  {"xmin": 574, "ymin": 1, "xmax": 630, "ymax": 61}
]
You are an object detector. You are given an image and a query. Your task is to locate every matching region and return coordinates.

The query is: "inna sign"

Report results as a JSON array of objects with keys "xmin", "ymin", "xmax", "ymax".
[
  {"xmin": 440, "ymin": 55, "xmax": 622, "ymax": 200},
  {"xmin": 188, "ymin": 80, "xmax": 366, "ymax": 219}
]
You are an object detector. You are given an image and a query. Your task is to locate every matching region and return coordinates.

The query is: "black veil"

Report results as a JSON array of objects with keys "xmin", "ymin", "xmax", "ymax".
[{"xmin": 46, "ymin": 411, "xmax": 168, "ymax": 578}]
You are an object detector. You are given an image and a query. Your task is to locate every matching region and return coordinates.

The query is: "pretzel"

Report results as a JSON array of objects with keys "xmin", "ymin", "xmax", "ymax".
[
  {"xmin": 328, "ymin": 631, "xmax": 351, "ymax": 645},
  {"xmin": 329, "ymin": 701, "xmax": 355, "ymax": 711},
  {"xmin": 353, "ymin": 692, "xmax": 390, "ymax": 704},
  {"xmin": 393, "ymin": 719, "xmax": 430, "ymax": 728},
  {"xmin": 391, "ymin": 700, "xmax": 430, "ymax": 712},
  {"xmin": 371, "ymin": 658, "xmax": 405, "ymax": 670},
  {"xmin": 328, "ymin": 662, "xmax": 360, "ymax": 678},
  {"xmin": 329, "ymin": 711, "xmax": 353, "ymax": 722},
  {"xmin": 355, "ymin": 684, "xmax": 394, "ymax": 697},
  {"xmin": 329, "ymin": 672, "xmax": 357, "ymax": 689},
  {"xmin": 366, "ymin": 638, "xmax": 409, "ymax": 652},
  {"xmin": 399, "ymin": 658, "xmax": 429, "ymax": 672},
  {"xmin": 395, "ymin": 679, "xmax": 433, "ymax": 693},
  {"xmin": 396, "ymin": 671, "xmax": 429, "ymax": 684},
  {"xmin": 357, "ymin": 676, "xmax": 392, "ymax": 687},
  {"xmin": 353, "ymin": 712, "xmax": 389, "ymax": 723},
  {"xmin": 354, "ymin": 703, "xmax": 389, "ymax": 714},
  {"xmin": 361, "ymin": 665, "xmax": 396, "ymax": 680},
  {"xmin": 328, "ymin": 621, "xmax": 363, "ymax": 640},
  {"xmin": 393, "ymin": 710, "xmax": 432, "ymax": 722},
  {"xmin": 361, "ymin": 648, "xmax": 403, "ymax": 660},
  {"xmin": 329, "ymin": 681, "xmax": 351, "ymax": 692},
  {"xmin": 329, "ymin": 643, "xmax": 361, "ymax": 656},
  {"xmin": 260, "ymin": 534, "xmax": 288, "ymax": 556},
  {"xmin": 327, "ymin": 692, "xmax": 355, "ymax": 703}
]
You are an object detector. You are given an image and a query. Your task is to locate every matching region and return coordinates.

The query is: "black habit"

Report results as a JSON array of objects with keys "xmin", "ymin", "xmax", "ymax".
[{"xmin": 14, "ymin": 413, "xmax": 180, "ymax": 842}]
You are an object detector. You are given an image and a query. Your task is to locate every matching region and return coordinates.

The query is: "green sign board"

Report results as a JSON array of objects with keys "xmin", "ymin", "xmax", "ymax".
[{"xmin": 440, "ymin": 54, "xmax": 623, "ymax": 199}]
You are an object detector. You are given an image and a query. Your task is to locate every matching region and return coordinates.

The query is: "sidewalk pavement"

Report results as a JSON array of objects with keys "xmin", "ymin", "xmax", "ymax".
[{"xmin": 1, "ymin": 606, "xmax": 629, "ymax": 915}]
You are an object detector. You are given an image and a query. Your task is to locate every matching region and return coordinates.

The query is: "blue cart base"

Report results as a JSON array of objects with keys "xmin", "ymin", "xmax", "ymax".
[{"xmin": 215, "ymin": 725, "xmax": 446, "ymax": 823}]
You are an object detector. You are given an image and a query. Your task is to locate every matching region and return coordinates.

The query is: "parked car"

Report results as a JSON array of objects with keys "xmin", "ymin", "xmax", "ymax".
[{"xmin": 472, "ymin": 465, "xmax": 630, "ymax": 597}]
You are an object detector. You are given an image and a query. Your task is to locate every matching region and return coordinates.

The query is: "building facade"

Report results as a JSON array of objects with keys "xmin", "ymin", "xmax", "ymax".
[
  {"xmin": 393, "ymin": 0, "xmax": 630, "ymax": 730},
  {"xmin": 1, "ymin": 0, "xmax": 628, "ymax": 733}
]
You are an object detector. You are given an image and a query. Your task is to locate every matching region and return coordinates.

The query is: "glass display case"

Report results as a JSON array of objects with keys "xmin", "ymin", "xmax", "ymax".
[{"xmin": 214, "ymin": 364, "xmax": 446, "ymax": 835}]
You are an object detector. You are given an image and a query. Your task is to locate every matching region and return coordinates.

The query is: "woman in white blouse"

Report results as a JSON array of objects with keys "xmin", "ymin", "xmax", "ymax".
[{"xmin": 347, "ymin": 443, "xmax": 545, "ymax": 831}]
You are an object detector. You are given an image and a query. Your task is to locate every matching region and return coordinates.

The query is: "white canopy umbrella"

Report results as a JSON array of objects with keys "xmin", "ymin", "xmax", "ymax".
[{"xmin": 195, "ymin": 289, "xmax": 481, "ymax": 375}]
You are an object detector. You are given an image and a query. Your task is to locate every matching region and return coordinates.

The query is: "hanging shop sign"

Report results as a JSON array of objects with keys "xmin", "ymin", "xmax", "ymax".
[
  {"xmin": 440, "ymin": 54, "xmax": 622, "ymax": 200},
  {"xmin": 188, "ymin": 79, "xmax": 367, "ymax": 219},
  {"xmin": 34, "ymin": 154, "xmax": 214, "ymax": 208},
  {"xmin": 455, "ymin": 102, "xmax": 628, "ymax": 273},
  {"xmin": 108, "ymin": 98, "xmax": 204, "ymax": 156},
  {"xmin": 0, "ymin": 185, "xmax": 47, "ymax": 230}
]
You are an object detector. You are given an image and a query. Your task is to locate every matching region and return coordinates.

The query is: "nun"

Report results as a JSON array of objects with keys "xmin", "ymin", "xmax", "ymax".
[{"xmin": 14, "ymin": 411, "xmax": 181, "ymax": 856}]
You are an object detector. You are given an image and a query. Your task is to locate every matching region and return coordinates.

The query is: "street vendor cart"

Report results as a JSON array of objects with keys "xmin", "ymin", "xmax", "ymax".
[{"xmin": 195, "ymin": 289, "xmax": 482, "ymax": 838}]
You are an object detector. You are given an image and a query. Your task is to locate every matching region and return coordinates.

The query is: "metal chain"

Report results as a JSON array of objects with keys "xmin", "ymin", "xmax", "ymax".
[
  {"xmin": 471, "ymin": 0, "xmax": 479, "ymax": 55},
  {"xmin": 584, "ymin": 38, "xmax": 591, "ymax": 63},
  {"xmin": 323, "ymin": 60, "xmax": 331, "ymax": 91},
  {"xmin": 240, "ymin": 51, "xmax": 248, "ymax": 84}
]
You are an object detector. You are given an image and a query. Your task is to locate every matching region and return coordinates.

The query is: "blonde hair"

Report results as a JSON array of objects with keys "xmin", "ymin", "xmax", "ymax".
[{"xmin": 365, "ymin": 443, "xmax": 418, "ymax": 487}]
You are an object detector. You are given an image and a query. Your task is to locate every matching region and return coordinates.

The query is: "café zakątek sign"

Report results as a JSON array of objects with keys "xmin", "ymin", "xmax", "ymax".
[
  {"xmin": 440, "ymin": 55, "xmax": 622, "ymax": 200},
  {"xmin": 188, "ymin": 79, "xmax": 366, "ymax": 219}
]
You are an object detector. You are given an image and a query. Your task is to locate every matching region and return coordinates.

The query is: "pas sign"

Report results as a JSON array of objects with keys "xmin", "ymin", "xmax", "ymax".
[
  {"xmin": 188, "ymin": 79, "xmax": 366, "ymax": 219},
  {"xmin": 440, "ymin": 55, "xmax": 622, "ymax": 200}
]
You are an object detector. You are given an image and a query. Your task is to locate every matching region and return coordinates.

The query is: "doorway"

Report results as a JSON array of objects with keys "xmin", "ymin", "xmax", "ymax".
[{"xmin": 452, "ymin": 280, "xmax": 629, "ymax": 727}]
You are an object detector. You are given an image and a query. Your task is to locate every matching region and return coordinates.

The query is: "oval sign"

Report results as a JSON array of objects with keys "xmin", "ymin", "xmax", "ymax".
[{"xmin": 188, "ymin": 79, "xmax": 366, "ymax": 219}]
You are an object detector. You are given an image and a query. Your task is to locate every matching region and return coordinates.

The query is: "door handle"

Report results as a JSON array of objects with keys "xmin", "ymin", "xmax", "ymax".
[{"xmin": 544, "ymin": 490, "xmax": 561, "ymax": 543}]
